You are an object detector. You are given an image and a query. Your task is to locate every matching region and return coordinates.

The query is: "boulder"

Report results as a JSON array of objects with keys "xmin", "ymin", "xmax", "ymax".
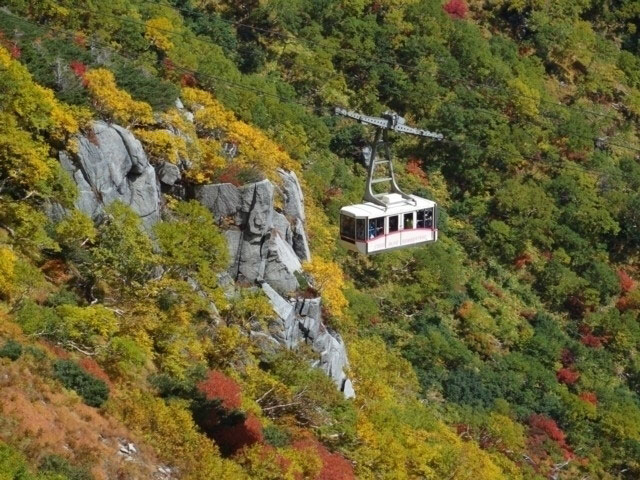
[
  {"xmin": 277, "ymin": 169, "xmax": 311, "ymax": 262},
  {"xmin": 157, "ymin": 162, "xmax": 181, "ymax": 186},
  {"xmin": 236, "ymin": 235, "xmax": 264, "ymax": 285},
  {"xmin": 262, "ymin": 282, "xmax": 295, "ymax": 323},
  {"xmin": 292, "ymin": 218, "xmax": 311, "ymax": 261},
  {"xmin": 261, "ymin": 284, "xmax": 354, "ymax": 398},
  {"xmin": 272, "ymin": 212, "xmax": 293, "ymax": 245},
  {"xmin": 262, "ymin": 234, "xmax": 302, "ymax": 294},
  {"xmin": 60, "ymin": 121, "xmax": 161, "ymax": 227},
  {"xmin": 245, "ymin": 180, "xmax": 274, "ymax": 236},
  {"xmin": 277, "ymin": 169, "xmax": 305, "ymax": 221},
  {"xmin": 195, "ymin": 183, "xmax": 241, "ymax": 221},
  {"xmin": 197, "ymin": 174, "xmax": 352, "ymax": 396}
]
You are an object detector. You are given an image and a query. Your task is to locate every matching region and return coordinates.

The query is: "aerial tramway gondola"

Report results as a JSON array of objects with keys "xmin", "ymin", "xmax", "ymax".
[{"xmin": 334, "ymin": 108, "xmax": 443, "ymax": 254}]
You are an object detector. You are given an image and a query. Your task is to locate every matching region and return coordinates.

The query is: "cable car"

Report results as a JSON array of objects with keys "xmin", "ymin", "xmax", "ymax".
[
  {"xmin": 334, "ymin": 108, "xmax": 442, "ymax": 255},
  {"xmin": 339, "ymin": 194, "xmax": 437, "ymax": 254}
]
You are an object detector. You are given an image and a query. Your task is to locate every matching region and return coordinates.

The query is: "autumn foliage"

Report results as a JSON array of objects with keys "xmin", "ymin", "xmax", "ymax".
[
  {"xmin": 528, "ymin": 414, "xmax": 571, "ymax": 453},
  {"xmin": 443, "ymin": 0, "xmax": 468, "ymax": 19},
  {"xmin": 69, "ymin": 60, "xmax": 87, "ymax": 79},
  {"xmin": 580, "ymin": 333, "xmax": 603, "ymax": 348},
  {"xmin": 406, "ymin": 159, "xmax": 429, "ymax": 186},
  {"xmin": 198, "ymin": 370, "xmax": 242, "ymax": 410},
  {"xmin": 618, "ymin": 269, "xmax": 635, "ymax": 293},
  {"xmin": 579, "ymin": 392, "xmax": 598, "ymax": 405},
  {"xmin": 79, "ymin": 356, "xmax": 112, "ymax": 387},
  {"xmin": 293, "ymin": 439, "xmax": 354, "ymax": 480},
  {"xmin": 213, "ymin": 414, "xmax": 264, "ymax": 455},
  {"xmin": 557, "ymin": 367, "xmax": 580, "ymax": 385},
  {"xmin": 83, "ymin": 68, "xmax": 153, "ymax": 126}
]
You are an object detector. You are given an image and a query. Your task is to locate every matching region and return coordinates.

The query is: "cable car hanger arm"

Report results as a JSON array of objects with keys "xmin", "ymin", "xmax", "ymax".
[
  {"xmin": 334, "ymin": 107, "xmax": 444, "ymax": 210},
  {"xmin": 334, "ymin": 107, "xmax": 443, "ymax": 140}
]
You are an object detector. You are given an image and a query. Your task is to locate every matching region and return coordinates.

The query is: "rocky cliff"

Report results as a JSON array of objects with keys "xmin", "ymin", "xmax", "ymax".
[
  {"xmin": 59, "ymin": 121, "xmax": 162, "ymax": 228},
  {"xmin": 57, "ymin": 119, "xmax": 354, "ymax": 398}
]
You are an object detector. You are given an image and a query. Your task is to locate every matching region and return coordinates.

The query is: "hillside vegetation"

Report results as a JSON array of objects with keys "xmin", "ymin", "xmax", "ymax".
[{"xmin": 1, "ymin": 0, "xmax": 640, "ymax": 478}]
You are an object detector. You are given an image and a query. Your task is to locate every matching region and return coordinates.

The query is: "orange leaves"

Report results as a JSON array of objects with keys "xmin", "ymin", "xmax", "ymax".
[
  {"xmin": 618, "ymin": 270, "xmax": 635, "ymax": 293},
  {"xmin": 40, "ymin": 259, "xmax": 72, "ymax": 286},
  {"xmin": 616, "ymin": 270, "xmax": 640, "ymax": 312},
  {"xmin": 79, "ymin": 356, "xmax": 112, "ymax": 388},
  {"xmin": 579, "ymin": 391, "xmax": 597, "ymax": 406},
  {"xmin": 556, "ymin": 367, "xmax": 580, "ymax": 385},
  {"xmin": 406, "ymin": 159, "xmax": 429, "ymax": 186}
]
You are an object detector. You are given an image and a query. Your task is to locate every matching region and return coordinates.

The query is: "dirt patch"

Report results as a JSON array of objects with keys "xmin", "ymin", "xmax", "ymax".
[{"xmin": 0, "ymin": 359, "xmax": 166, "ymax": 479}]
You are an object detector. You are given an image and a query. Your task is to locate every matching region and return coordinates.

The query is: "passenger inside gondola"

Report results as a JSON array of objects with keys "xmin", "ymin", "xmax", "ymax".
[
  {"xmin": 369, "ymin": 218, "xmax": 384, "ymax": 239},
  {"xmin": 404, "ymin": 213, "xmax": 413, "ymax": 229}
]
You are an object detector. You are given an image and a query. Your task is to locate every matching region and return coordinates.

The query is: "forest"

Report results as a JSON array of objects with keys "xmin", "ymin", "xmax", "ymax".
[{"xmin": 0, "ymin": 0, "xmax": 640, "ymax": 478}]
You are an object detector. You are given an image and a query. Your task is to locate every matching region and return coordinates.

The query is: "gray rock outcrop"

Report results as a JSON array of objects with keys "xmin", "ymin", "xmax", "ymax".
[
  {"xmin": 60, "ymin": 121, "xmax": 161, "ymax": 227},
  {"xmin": 197, "ymin": 172, "xmax": 353, "ymax": 397},
  {"xmin": 277, "ymin": 169, "xmax": 305, "ymax": 221},
  {"xmin": 260, "ymin": 283, "xmax": 354, "ymax": 398},
  {"xmin": 157, "ymin": 161, "xmax": 181, "ymax": 186},
  {"xmin": 195, "ymin": 178, "xmax": 308, "ymax": 296},
  {"xmin": 55, "ymin": 115, "xmax": 352, "ymax": 397},
  {"xmin": 278, "ymin": 169, "xmax": 310, "ymax": 261},
  {"xmin": 196, "ymin": 183, "xmax": 241, "ymax": 221}
]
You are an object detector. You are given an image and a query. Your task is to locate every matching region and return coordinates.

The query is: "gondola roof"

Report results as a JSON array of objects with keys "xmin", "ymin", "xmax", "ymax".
[{"xmin": 340, "ymin": 194, "xmax": 436, "ymax": 217}]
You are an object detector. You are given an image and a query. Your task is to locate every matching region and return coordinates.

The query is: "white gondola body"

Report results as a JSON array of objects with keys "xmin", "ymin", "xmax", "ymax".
[{"xmin": 339, "ymin": 193, "xmax": 437, "ymax": 254}]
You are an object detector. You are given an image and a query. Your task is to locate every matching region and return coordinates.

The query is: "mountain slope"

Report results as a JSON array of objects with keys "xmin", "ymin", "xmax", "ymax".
[{"xmin": 0, "ymin": 0, "xmax": 640, "ymax": 478}]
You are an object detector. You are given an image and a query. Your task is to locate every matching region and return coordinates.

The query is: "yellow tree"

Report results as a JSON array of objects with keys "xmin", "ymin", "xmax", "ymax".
[{"xmin": 84, "ymin": 69, "xmax": 154, "ymax": 126}]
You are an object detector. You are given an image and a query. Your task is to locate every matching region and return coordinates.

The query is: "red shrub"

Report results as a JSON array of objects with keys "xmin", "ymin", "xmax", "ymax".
[
  {"xmin": 214, "ymin": 414, "xmax": 263, "ymax": 455},
  {"xmin": 198, "ymin": 370, "xmax": 242, "ymax": 410},
  {"xmin": 618, "ymin": 269, "xmax": 635, "ymax": 293},
  {"xmin": 218, "ymin": 165, "xmax": 243, "ymax": 187},
  {"xmin": 556, "ymin": 367, "xmax": 580, "ymax": 385},
  {"xmin": 79, "ymin": 357, "xmax": 112, "ymax": 387},
  {"xmin": 579, "ymin": 391, "xmax": 597, "ymax": 405},
  {"xmin": 73, "ymin": 32, "xmax": 87, "ymax": 47},
  {"xmin": 69, "ymin": 60, "xmax": 87, "ymax": 78},
  {"xmin": 406, "ymin": 159, "xmax": 429, "ymax": 185},
  {"xmin": 514, "ymin": 253, "xmax": 532, "ymax": 269},
  {"xmin": 9, "ymin": 43, "xmax": 21, "ymax": 59},
  {"xmin": 0, "ymin": 36, "xmax": 22, "ymax": 59},
  {"xmin": 181, "ymin": 72, "xmax": 197, "ymax": 87},
  {"xmin": 527, "ymin": 414, "xmax": 574, "ymax": 472},
  {"xmin": 528, "ymin": 414, "xmax": 566, "ymax": 446},
  {"xmin": 580, "ymin": 333, "xmax": 603, "ymax": 348},
  {"xmin": 616, "ymin": 294, "xmax": 635, "ymax": 312},
  {"xmin": 162, "ymin": 57, "xmax": 175, "ymax": 71},
  {"xmin": 443, "ymin": 0, "xmax": 468, "ymax": 19},
  {"xmin": 293, "ymin": 439, "xmax": 355, "ymax": 480}
]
